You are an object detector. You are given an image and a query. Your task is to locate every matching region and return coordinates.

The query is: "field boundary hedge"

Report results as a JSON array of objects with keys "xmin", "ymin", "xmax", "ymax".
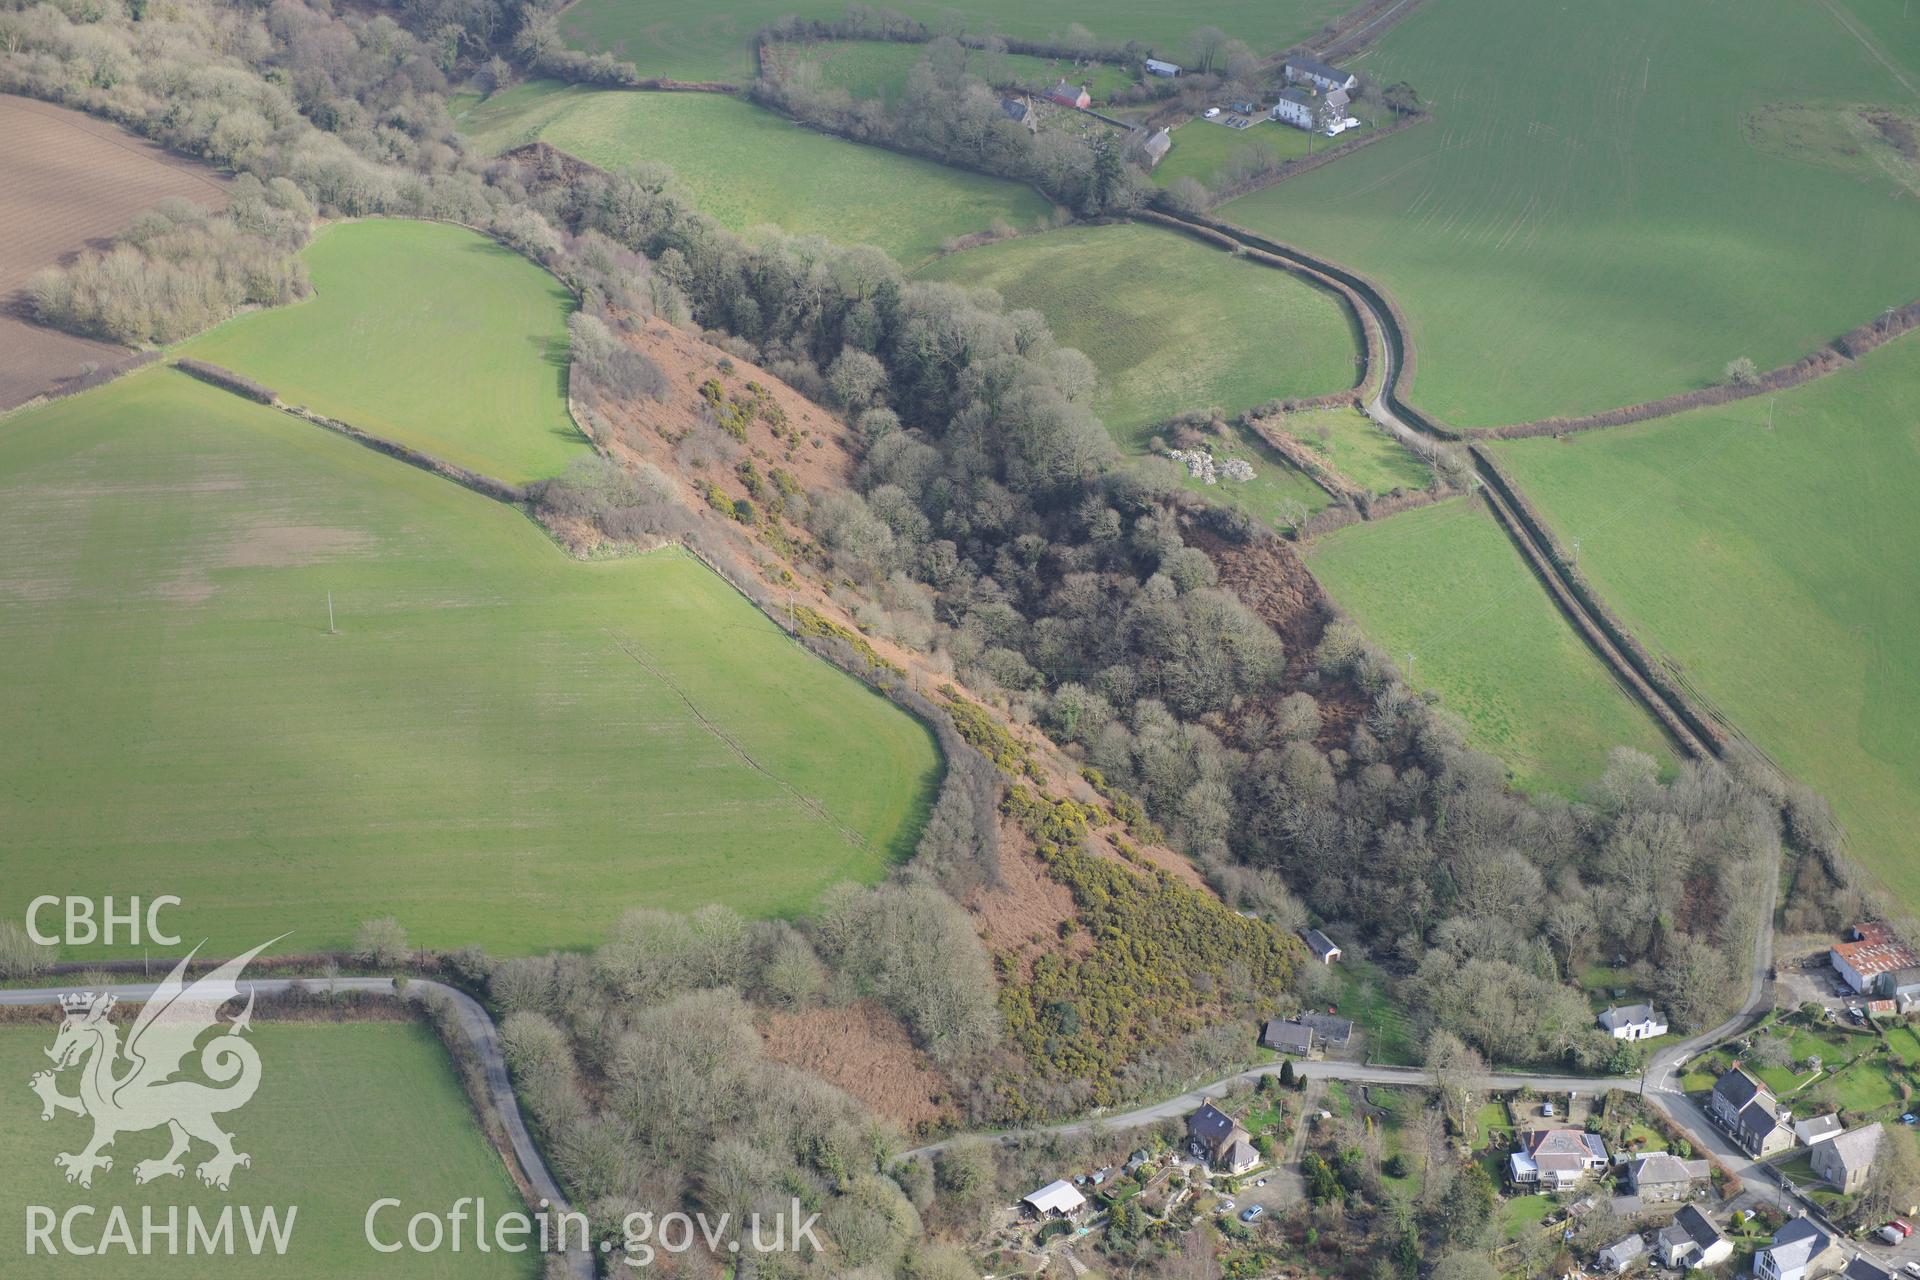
[
  {"xmin": 1, "ymin": 349, "xmax": 162, "ymax": 419},
  {"xmin": 175, "ymin": 356, "xmax": 275, "ymax": 402},
  {"xmin": 1315, "ymin": 0, "xmax": 1432, "ymax": 61}
]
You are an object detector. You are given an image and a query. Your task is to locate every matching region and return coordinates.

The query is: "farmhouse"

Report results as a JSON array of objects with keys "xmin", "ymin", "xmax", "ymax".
[
  {"xmin": 1831, "ymin": 923, "xmax": 1919, "ymax": 995},
  {"xmin": 1144, "ymin": 57, "xmax": 1180, "ymax": 77},
  {"xmin": 1597, "ymin": 1232, "xmax": 1645, "ymax": 1273},
  {"xmin": 1303, "ymin": 929, "xmax": 1341, "ymax": 964},
  {"xmin": 1657, "ymin": 1205, "xmax": 1732, "ymax": 1269},
  {"xmin": 1284, "ymin": 55, "xmax": 1359, "ymax": 93},
  {"xmin": 1020, "ymin": 1180, "xmax": 1087, "ymax": 1219},
  {"xmin": 1046, "ymin": 80, "xmax": 1091, "ymax": 109},
  {"xmin": 1261, "ymin": 1019, "xmax": 1316, "ymax": 1056},
  {"xmin": 1625, "ymin": 1151, "xmax": 1709, "ymax": 1201},
  {"xmin": 1509, "ymin": 1128, "xmax": 1608, "ymax": 1191},
  {"xmin": 999, "ymin": 97, "xmax": 1035, "ymax": 131},
  {"xmin": 1597, "ymin": 1003, "xmax": 1670, "ymax": 1040},
  {"xmin": 1187, "ymin": 1102, "xmax": 1259, "ymax": 1173},
  {"xmin": 1756, "ymin": 1217, "xmax": 1837, "ymax": 1280},
  {"xmin": 1794, "ymin": 1114, "xmax": 1844, "ymax": 1146},
  {"xmin": 1271, "ymin": 87, "xmax": 1321, "ymax": 131},
  {"xmin": 1810, "ymin": 1122, "xmax": 1882, "ymax": 1194},
  {"xmin": 1140, "ymin": 128, "xmax": 1172, "ymax": 169}
]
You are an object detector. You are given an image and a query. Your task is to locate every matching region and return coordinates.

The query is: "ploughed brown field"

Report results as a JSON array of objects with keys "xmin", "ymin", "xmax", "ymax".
[{"xmin": 0, "ymin": 94, "xmax": 228, "ymax": 410}]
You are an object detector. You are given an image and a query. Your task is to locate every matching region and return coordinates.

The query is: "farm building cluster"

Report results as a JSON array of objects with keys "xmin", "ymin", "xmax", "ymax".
[{"xmin": 1199, "ymin": 55, "xmax": 1364, "ymax": 139}]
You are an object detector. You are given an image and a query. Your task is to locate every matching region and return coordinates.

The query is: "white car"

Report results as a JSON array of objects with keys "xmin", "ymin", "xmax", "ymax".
[
  {"xmin": 1901, "ymin": 1263, "xmax": 1920, "ymax": 1279},
  {"xmin": 1203, "ymin": 107, "xmax": 1220, "ymax": 118}
]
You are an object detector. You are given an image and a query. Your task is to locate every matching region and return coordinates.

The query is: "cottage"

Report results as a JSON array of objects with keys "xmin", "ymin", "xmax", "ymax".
[
  {"xmin": 1794, "ymin": 1114, "xmax": 1844, "ymax": 1146},
  {"xmin": 1597, "ymin": 1232, "xmax": 1645, "ymax": 1274},
  {"xmin": 1846, "ymin": 1258, "xmax": 1895, "ymax": 1280},
  {"xmin": 1303, "ymin": 929, "xmax": 1341, "ymax": 964},
  {"xmin": 1811, "ymin": 1122, "xmax": 1883, "ymax": 1194},
  {"xmin": 1756, "ymin": 1218, "xmax": 1837, "ymax": 1280},
  {"xmin": 1509, "ymin": 1128, "xmax": 1608, "ymax": 1192},
  {"xmin": 1046, "ymin": 80, "xmax": 1091, "ymax": 109},
  {"xmin": 1144, "ymin": 57, "xmax": 1180, "ymax": 77},
  {"xmin": 1296, "ymin": 1011, "xmax": 1355, "ymax": 1046},
  {"xmin": 1324, "ymin": 87, "xmax": 1351, "ymax": 115},
  {"xmin": 1020, "ymin": 1179, "xmax": 1087, "ymax": 1219},
  {"xmin": 1625, "ymin": 1152, "xmax": 1710, "ymax": 1202},
  {"xmin": 1270, "ymin": 87, "xmax": 1320, "ymax": 131},
  {"xmin": 999, "ymin": 97, "xmax": 1035, "ymax": 131},
  {"xmin": 1283, "ymin": 55, "xmax": 1359, "ymax": 93},
  {"xmin": 1187, "ymin": 1102, "xmax": 1260, "ymax": 1173},
  {"xmin": 1261, "ymin": 1019, "xmax": 1316, "ymax": 1057},
  {"xmin": 1656, "ymin": 1205, "xmax": 1733, "ymax": 1269},
  {"xmin": 1831, "ymin": 924, "xmax": 1920, "ymax": 995},
  {"xmin": 1139, "ymin": 127, "xmax": 1172, "ymax": 169},
  {"xmin": 1597, "ymin": 1003, "xmax": 1670, "ymax": 1041}
]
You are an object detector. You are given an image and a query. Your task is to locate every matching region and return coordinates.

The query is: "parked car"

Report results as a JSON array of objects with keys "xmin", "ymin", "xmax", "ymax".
[
  {"xmin": 1203, "ymin": 107, "xmax": 1220, "ymax": 118},
  {"xmin": 1543, "ymin": 1102, "xmax": 1556, "ymax": 1117},
  {"xmin": 1901, "ymin": 1263, "xmax": 1920, "ymax": 1279},
  {"xmin": 1877, "ymin": 1224, "xmax": 1903, "ymax": 1245},
  {"xmin": 1892, "ymin": 1219, "xmax": 1913, "ymax": 1237},
  {"xmin": 1255, "ymin": 1178, "xmax": 1267, "ymax": 1187},
  {"xmin": 1240, "ymin": 1206, "xmax": 1265, "ymax": 1223},
  {"xmin": 1217, "ymin": 1199, "xmax": 1234, "ymax": 1214}
]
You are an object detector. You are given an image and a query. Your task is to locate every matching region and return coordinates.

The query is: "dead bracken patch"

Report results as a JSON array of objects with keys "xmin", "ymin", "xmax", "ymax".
[{"xmin": 760, "ymin": 999, "xmax": 955, "ymax": 1131}]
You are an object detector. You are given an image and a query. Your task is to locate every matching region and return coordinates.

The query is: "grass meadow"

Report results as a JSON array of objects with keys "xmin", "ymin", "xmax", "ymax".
[
  {"xmin": 456, "ymin": 82, "xmax": 1053, "ymax": 267},
  {"xmin": 555, "ymin": 0, "xmax": 1351, "ymax": 84},
  {"xmin": 768, "ymin": 40, "xmax": 1135, "ymax": 104},
  {"xmin": 1494, "ymin": 335, "xmax": 1920, "ymax": 916},
  {"xmin": 1223, "ymin": 0, "xmax": 1920, "ymax": 427},
  {"xmin": 1150, "ymin": 117, "xmax": 1321, "ymax": 191},
  {"xmin": 0, "ymin": 370, "xmax": 940, "ymax": 958},
  {"xmin": 1284, "ymin": 407, "xmax": 1430, "ymax": 494},
  {"xmin": 919, "ymin": 222, "xmax": 1361, "ymax": 445},
  {"xmin": 184, "ymin": 221, "xmax": 583, "ymax": 486},
  {"xmin": 0, "ymin": 1020, "xmax": 535, "ymax": 1277},
  {"xmin": 1306, "ymin": 498, "xmax": 1673, "ymax": 793},
  {"xmin": 1147, "ymin": 423, "xmax": 1333, "ymax": 534}
]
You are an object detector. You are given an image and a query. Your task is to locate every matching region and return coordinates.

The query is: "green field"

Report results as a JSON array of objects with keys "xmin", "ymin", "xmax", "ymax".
[
  {"xmin": 919, "ymin": 222, "xmax": 1360, "ymax": 443},
  {"xmin": 1147, "ymin": 423, "xmax": 1332, "ymax": 534},
  {"xmin": 455, "ymin": 82, "xmax": 1052, "ymax": 267},
  {"xmin": 0, "ymin": 369, "xmax": 940, "ymax": 958},
  {"xmin": 183, "ymin": 221, "xmax": 581, "ymax": 487},
  {"xmin": 555, "ymin": 0, "xmax": 1352, "ymax": 84},
  {"xmin": 1223, "ymin": 0, "xmax": 1920, "ymax": 428},
  {"xmin": 0, "ymin": 1020, "xmax": 534, "ymax": 1277},
  {"xmin": 1494, "ymin": 335, "xmax": 1920, "ymax": 914},
  {"xmin": 768, "ymin": 40, "xmax": 1135, "ymax": 104},
  {"xmin": 1150, "ymin": 117, "xmax": 1323, "ymax": 191},
  {"xmin": 1283, "ymin": 407, "xmax": 1430, "ymax": 494},
  {"xmin": 1306, "ymin": 498, "xmax": 1673, "ymax": 792}
]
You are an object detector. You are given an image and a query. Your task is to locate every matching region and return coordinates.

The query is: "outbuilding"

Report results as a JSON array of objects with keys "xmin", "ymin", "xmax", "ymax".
[
  {"xmin": 1145, "ymin": 58, "xmax": 1180, "ymax": 77},
  {"xmin": 1020, "ymin": 1180, "xmax": 1087, "ymax": 1219}
]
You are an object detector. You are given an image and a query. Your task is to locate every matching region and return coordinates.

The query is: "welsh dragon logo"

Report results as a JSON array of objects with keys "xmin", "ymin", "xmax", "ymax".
[{"xmin": 29, "ymin": 937, "xmax": 282, "ymax": 1191}]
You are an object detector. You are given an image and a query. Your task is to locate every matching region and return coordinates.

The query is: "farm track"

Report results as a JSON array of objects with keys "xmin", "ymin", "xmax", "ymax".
[{"xmin": 1146, "ymin": 205, "xmax": 1726, "ymax": 761}]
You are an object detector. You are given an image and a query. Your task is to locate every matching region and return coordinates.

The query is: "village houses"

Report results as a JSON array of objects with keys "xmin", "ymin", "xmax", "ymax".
[
  {"xmin": 1710, "ymin": 1066, "xmax": 1794, "ymax": 1157},
  {"xmin": 1186, "ymin": 1101, "xmax": 1259, "ymax": 1174},
  {"xmin": 1508, "ymin": 1128, "xmax": 1608, "ymax": 1192},
  {"xmin": 1756, "ymin": 1217, "xmax": 1838, "ymax": 1280},
  {"xmin": 1657, "ymin": 1204, "xmax": 1733, "ymax": 1270}
]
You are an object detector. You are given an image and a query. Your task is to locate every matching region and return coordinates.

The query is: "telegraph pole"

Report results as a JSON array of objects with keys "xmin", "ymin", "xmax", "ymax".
[{"xmin": 327, "ymin": 592, "xmax": 337, "ymax": 635}]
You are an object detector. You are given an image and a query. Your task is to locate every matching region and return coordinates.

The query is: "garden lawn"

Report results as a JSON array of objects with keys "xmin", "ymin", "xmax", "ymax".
[
  {"xmin": 767, "ymin": 40, "xmax": 1135, "ymax": 104},
  {"xmin": 0, "ymin": 1020, "xmax": 535, "ymax": 1278},
  {"xmin": 1493, "ymin": 336, "xmax": 1920, "ymax": 917},
  {"xmin": 1329, "ymin": 955, "xmax": 1418, "ymax": 1066},
  {"xmin": 1306, "ymin": 498, "xmax": 1673, "ymax": 793},
  {"xmin": 555, "ymin": 0, "xmax": 1352, "ymax": 84},
  {"xmin": 1150, "ymin": 117, "xmax": 1321, "ymax": 191},
  {"xmin": 1223, "ymin": 0, "xmax": 1920, "ymax": 427},
  {"xmin": 184, "ymin": 220, "xmax": 581, "ymax": 486},
  {"xmin": 920, "ymin": 222, "xmax": 1361, "ymax": 443},
  {"xmin": 456, "ymin": 82, "xmax": 1051, "ymax": 268},
  {"xmin": 1501, "ymin": 1191, "xmax": 1555, "ymax": 1241},
  {"xmin": 1283, "ymin": 407, "xmax": 1430, "ymax": 494},
  {"xmin": 0, "ymin": 369, "xmax": 940, "ymax": 959}
]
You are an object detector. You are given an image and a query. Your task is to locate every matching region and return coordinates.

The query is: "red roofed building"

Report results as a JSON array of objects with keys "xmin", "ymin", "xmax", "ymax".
[
  {"xmin": 1046, "ymin": 80, "xmax": 1091, "ymax": 109},
  {"xmin": 1831, "ymin": 923, "xmax": 1920, "ymax": 994}
]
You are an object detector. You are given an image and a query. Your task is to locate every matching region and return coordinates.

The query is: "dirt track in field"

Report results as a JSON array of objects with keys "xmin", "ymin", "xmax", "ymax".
[{"xmin": 0, "ymin": 94, "xmax": 229, "ymax": 410}]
